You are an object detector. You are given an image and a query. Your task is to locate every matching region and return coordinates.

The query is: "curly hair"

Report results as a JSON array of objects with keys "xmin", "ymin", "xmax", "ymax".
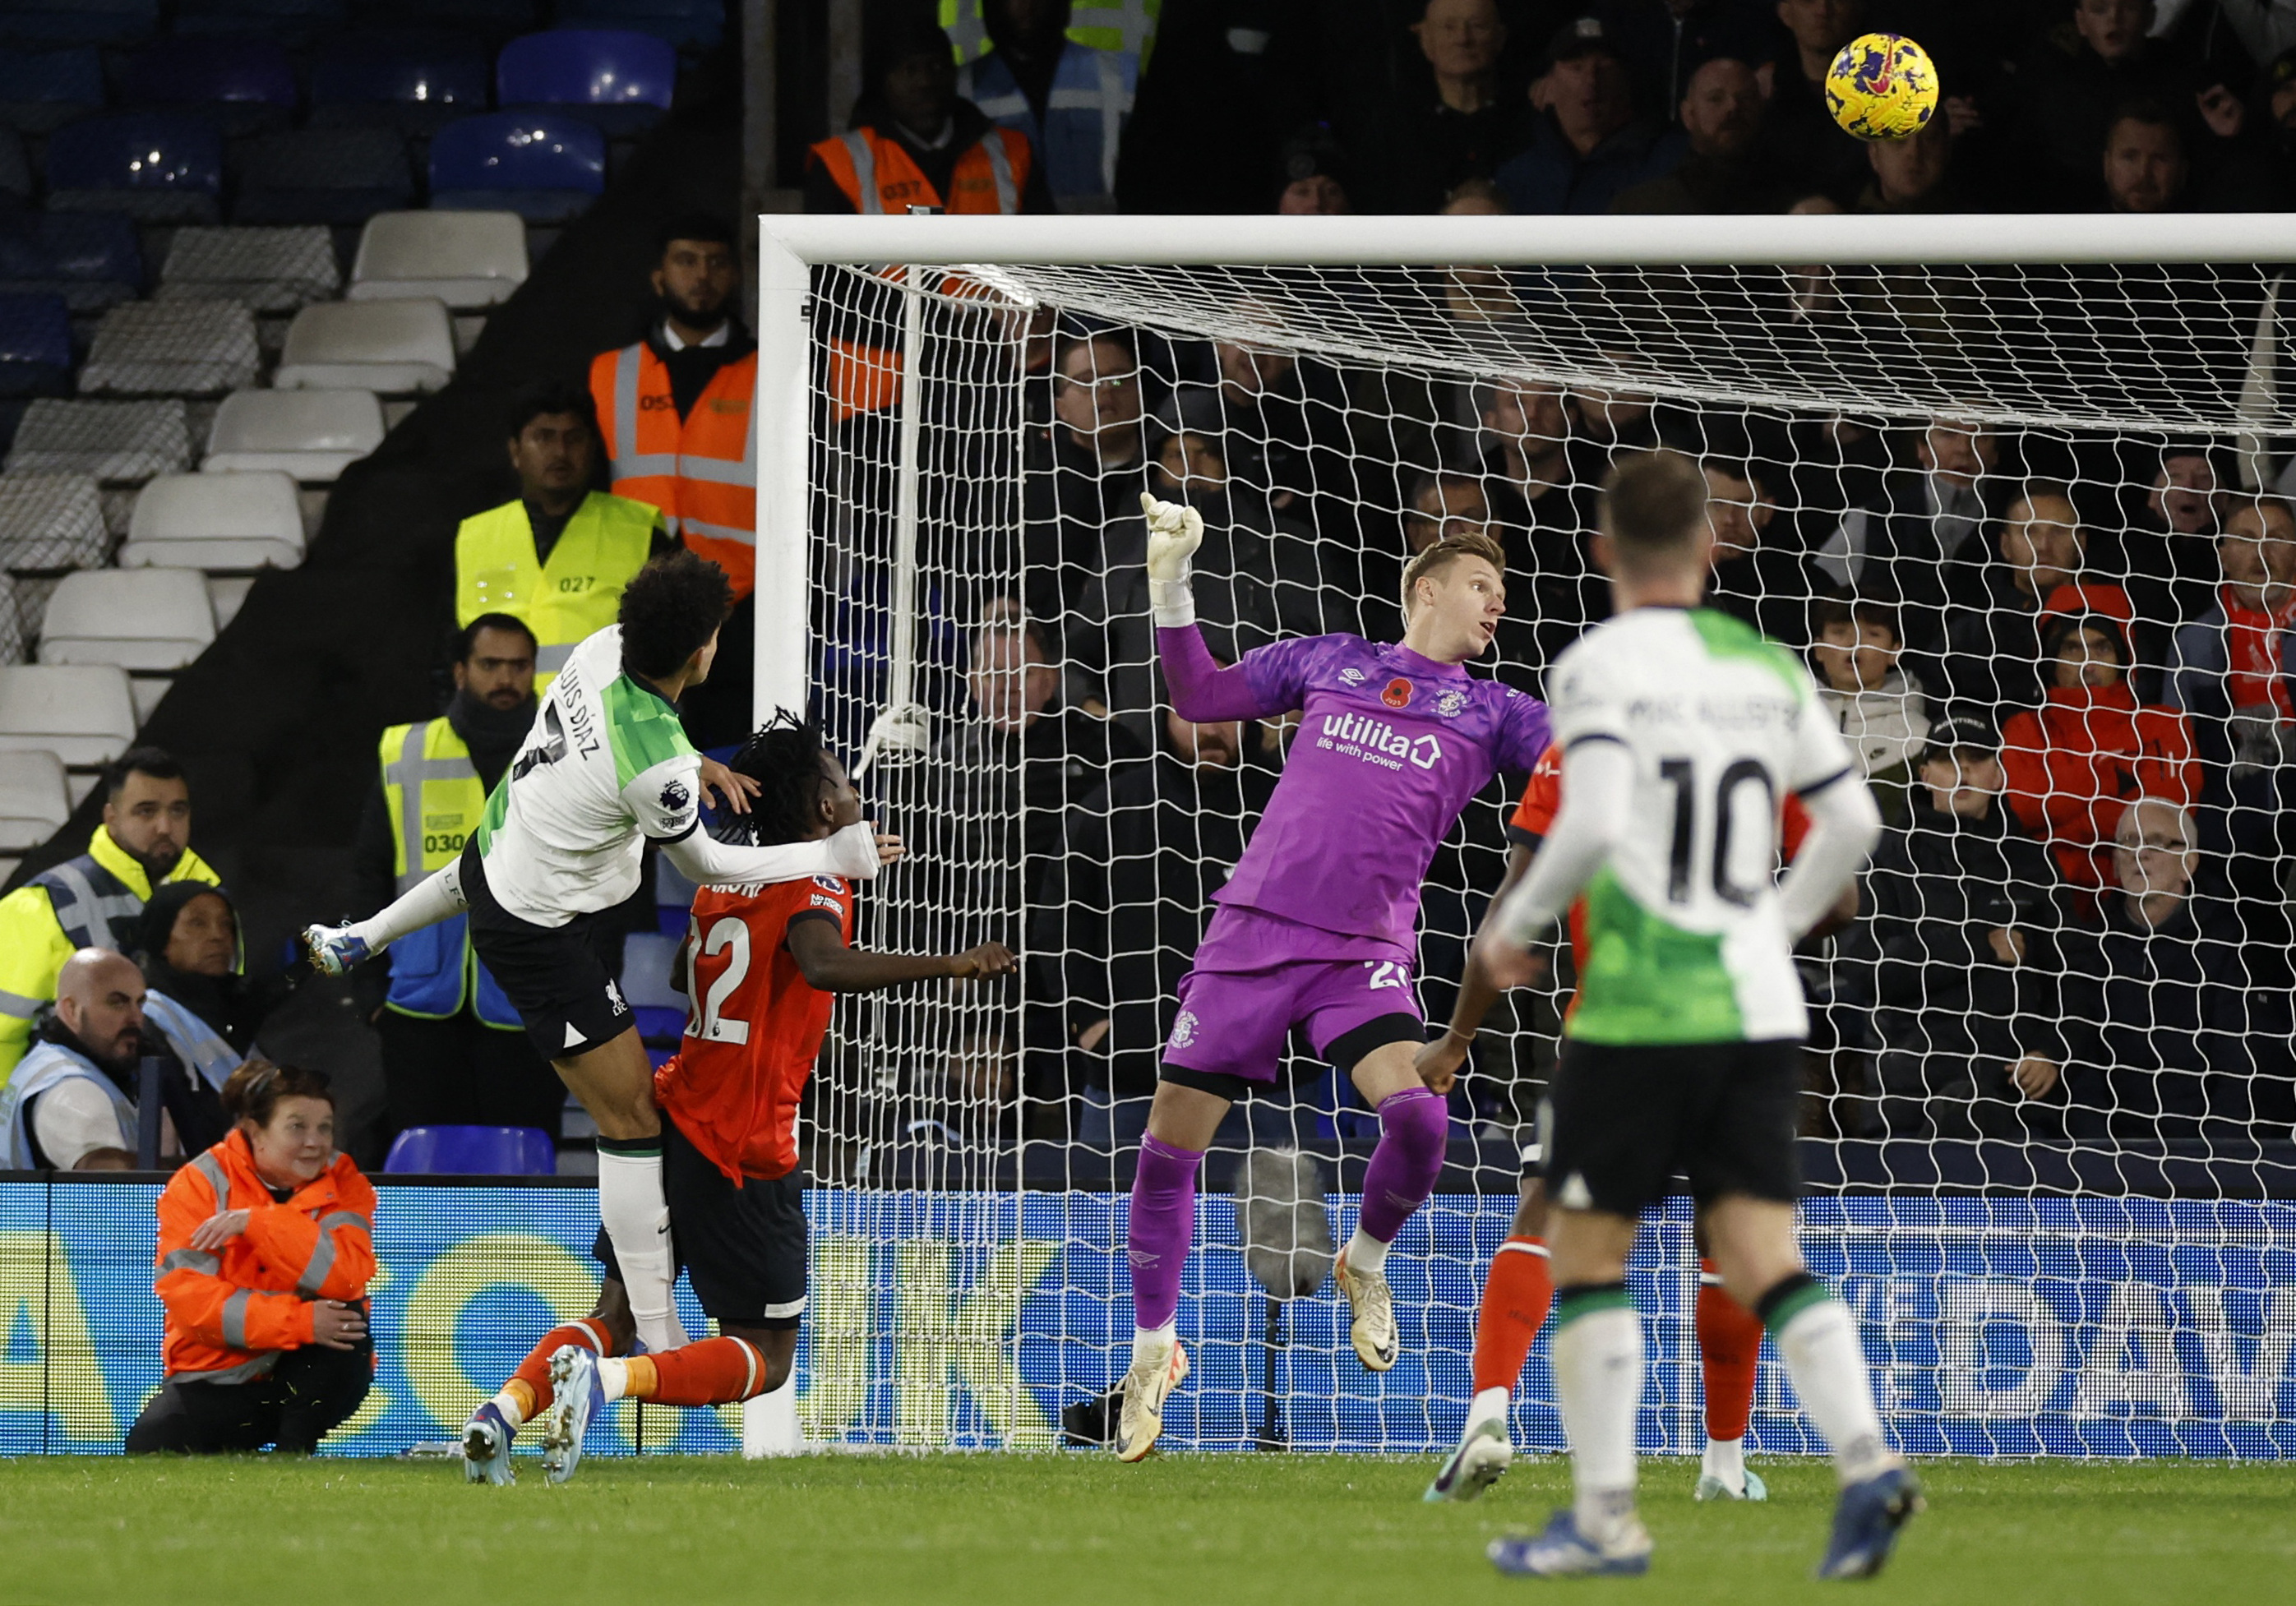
[
  {"xmin": 724, "ymin": 709, "xmax": 830, "ymax": 847},
  {"xmin": 618, "ymin": 551, "xmax": 732, "ymax": 681},
  {"xmin": 219, "ymin": 1059, "xmax": 333, "ymax": 1128}
]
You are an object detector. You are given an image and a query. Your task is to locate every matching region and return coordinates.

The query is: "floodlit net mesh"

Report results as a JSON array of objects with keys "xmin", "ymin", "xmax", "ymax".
[{"xmin": 797, "ymin": 256, "xmax": 2296, "ymax": 1456}]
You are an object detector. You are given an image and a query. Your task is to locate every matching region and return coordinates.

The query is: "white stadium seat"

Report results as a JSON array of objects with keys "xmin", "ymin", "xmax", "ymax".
[
  {"xmin": 158, "ymin": 225, "xmax": 341, "ymax": 314},
  {"xmin": 201, "ymin": 388, "xmax": 384, "ymax": 481},
  {"xmin": 0, "ymin": 747, "xmax": 70, "ymax": 851},
  {"xmin": 349, "ymin": 211, "xmax": 527, "ymax": 310},
  {"xmin": 0, "ymin": 472, "xmax": 109, "ymax": 572},
  {"xmin": 206, "ymin": 575, "xmax": 255, "ymax": 631},
  {"xmin": 37, "ymin": 566, "xmax": 215, "ymax": 672},
  {"xmin": 0, "ymin": 663, "xmax": 138, "ymax": 766},
  {"xmin": 3, "ymin": 399, "xmax": 192, "ymax": 484},
  {"xmin": 77, "ymin": 298, "xmax": 261, "ymax": 397},
  {"xmin": 271, "ymin": 298, "xmax": 455, "ymax": 393},
  {"xmin": 120, "ymin": 471, "xmax": 304, "ymax": 571}
]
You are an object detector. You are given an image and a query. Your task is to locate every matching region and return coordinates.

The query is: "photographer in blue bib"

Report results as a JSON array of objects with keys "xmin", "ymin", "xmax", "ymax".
[{"xmin": 349, "ymin": 612, "xmax": 565, "ymax": 1147}]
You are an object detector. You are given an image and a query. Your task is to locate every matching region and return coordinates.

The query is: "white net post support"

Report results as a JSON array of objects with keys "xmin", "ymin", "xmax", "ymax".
[{"xmin": 757, "ymin": 214, "xmax": 2296, "ymax": 1460}]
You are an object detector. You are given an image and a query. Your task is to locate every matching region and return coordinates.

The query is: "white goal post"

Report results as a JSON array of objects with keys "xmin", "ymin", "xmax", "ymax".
[{"xmin": 750, "ymin": 214, "xmax": 2296, "ymax": 1457}]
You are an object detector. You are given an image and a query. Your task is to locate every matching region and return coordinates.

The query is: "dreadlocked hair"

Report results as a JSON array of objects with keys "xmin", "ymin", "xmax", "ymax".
[{"xmin": 726, "ymin": 709, "xmax": 828, "ymax": 847}]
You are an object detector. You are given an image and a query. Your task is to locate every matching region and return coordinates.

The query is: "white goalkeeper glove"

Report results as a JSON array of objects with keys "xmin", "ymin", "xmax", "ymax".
[
  {"xmin": 1141, "ymin": 491, "xmax": 1203, "ymax": 627},
  {"xmin": 854, "ymin": 701, "xmax": 931, "ymax": 779}
]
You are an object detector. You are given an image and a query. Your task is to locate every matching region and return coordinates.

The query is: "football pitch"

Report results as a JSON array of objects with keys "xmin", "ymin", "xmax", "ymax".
[{"xmin": 2, "ymin": 1454, "xmax": 2289, "ymax": 1605}]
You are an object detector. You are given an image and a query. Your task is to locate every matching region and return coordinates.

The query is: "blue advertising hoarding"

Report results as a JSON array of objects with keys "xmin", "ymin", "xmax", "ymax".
[{"xmin": 0, "ymin": 1181, "xmax": 2288, "ymax": 1457}]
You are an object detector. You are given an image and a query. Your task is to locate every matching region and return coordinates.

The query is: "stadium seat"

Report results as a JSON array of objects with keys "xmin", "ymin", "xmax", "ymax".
[
  {"xmin": 0, "ymin": 747, "xmax": 69, "ymax": 849},
  {"xmin": 38, "ymin": 565, "xmax": 214, "ymax": 671},
  {"xmin": 0, "ymin": 48, "xmax": 107, "ymax": 133},
  {"xmin": 45, "ymin": 114, "xmax": 224, "ymax": 224},
  {"xmin": 232, "ymin": 128, "xmax": 414, "ymax": 227},
  {"xmin": 0, "ymin": 214, "xmax": 142, "ymax": 313},
  {"xmin": 0, "ymin": 663, "xmax": 136, "ymax": 766},
  {"xmin": 428, "ymin": 113, "xmax": 605, "ymax": 224},
  {"xmin": 0, "ymin": 470, "xmax": 108, "ymax": 570},
  {"xmin": 120, "ymin": 469, "xmax": 303, "ymax": 570},
  {"xmin": 76, "ymin": 299, "xmax": 260, "ymax": 398},
  {"xmin": 655, "ymin": 850, "xmax": 695, "ymax": 935},
  {"xmin": 348, "ymin": 211, "xmax": 527, "ymax": 308},
  {"xmin": 0, "ymin": 129, "xmax": 30, "ymax": 207},
  {"xmin": 205, "ymin": 572, "xmax": 252, "ymax": 629},
  {"xmin": 158, "ymin": 225, "xmax": 340, "ymax": 314},
  {"xmin": 382, "ymin": 1124, "xmax": 556, "ymax": 1176},
  {"xmin": 558, "ymin": 0, "xmax": 723, "ymax": 50},
  {"xmin": 0, "ymin": 295, "xmax": 73, "ymax": 398},
  {"xmin": 121, "ymin": 38, "xmax": 295, "ymax": 136},
  {"xmin": 3, "ymin": 398, "xmax": 190, "ymax": 483},
  {"xmin": 497, "ymin": 30, "xmax": 675, "ymax": 137},
  {"xmin": 620, "ymin": 928, "xmax": 686, "ymax": 1044},
  {"xmin": 310, "ymin": 30, "xmax": 489, "ymax": 134},
  {"xmin": 201, "ymin": 386, "xmax": 381, "ymax": 478},
  {"xmin": 272, "ymin": 298, "xmax": 455, "ymax": 393}
]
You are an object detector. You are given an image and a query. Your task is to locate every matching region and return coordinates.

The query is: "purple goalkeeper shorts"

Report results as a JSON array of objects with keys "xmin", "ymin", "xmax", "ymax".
[{"xmin": 1160, "ymin": 904, "xmax": 1423, "ymax": 1089}]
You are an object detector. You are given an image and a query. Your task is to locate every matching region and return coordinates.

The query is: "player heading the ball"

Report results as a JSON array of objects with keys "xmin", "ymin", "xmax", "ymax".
[
  {"xmin": 302, "ymin": 553, "xmax": 901, "ymax": 1359},
  {"xmin": 1115, "ymin": 491, "xmax": 1551, "ymax": 1462},
  {"xmin": 1471, "ymin": 452, "xmax": 1915, "ymax": 1581},
  {"xmin": 461, "ymin": 713, "xmax": 1013, "ymax": 1485}
]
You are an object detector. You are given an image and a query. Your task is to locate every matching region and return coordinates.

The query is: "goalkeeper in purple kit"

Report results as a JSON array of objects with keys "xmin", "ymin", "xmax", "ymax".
[{"xmin": 1116, "ymin": 492, "xmax": 1552, "ymax": 1461}]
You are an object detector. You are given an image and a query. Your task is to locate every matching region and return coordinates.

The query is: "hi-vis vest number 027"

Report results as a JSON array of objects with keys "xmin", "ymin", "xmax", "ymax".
[
  {"xmin": 588, "ymin": 339, "xmax": 758, "ymax": 601},
  {"xmin": 379, "ymin": 718, "xmax": 520, "ymax": 1028},
  {"xmin": 454, "ymin": 493, "xmax": 658, "ymax": 683}
]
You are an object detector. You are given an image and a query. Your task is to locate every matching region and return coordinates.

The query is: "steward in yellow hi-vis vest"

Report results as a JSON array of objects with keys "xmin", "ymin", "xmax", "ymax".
[
  {"xmin": 0, "ymin": 747, "xmax": 217, "ymax": 1078},
  {"xmin": 939, "ymin": 0, "xmax": 1158, "ymax": 66},
  {"xmin": 351, "ymin": 614, "xmax": 566, "ymax": 1139},
  {"xmin": 455, "ymin": 380, "xmax": 668, "ymax": 687}
]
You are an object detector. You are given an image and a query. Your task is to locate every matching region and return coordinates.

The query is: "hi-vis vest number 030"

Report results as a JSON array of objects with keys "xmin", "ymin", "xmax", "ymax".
[
  {"xmin": 588, "ymin": 339, "xmax": 758, "ymax": 600},
  {"xmin": 454, "ymin": 493, "xmax": 658, "ymax": 683},
  {"xmin": 379, "ymin": 718, "xmax": 519, "ymax": 1028}
]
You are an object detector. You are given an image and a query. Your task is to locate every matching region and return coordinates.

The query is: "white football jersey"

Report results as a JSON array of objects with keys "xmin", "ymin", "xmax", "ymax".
[
  {"xmin": 1545, "ymin": 606, "xmax": 1857, "ymax": 1045},
  {"xmin": 473, "ymin": 625, "xmax": 702, "ymax": 926}
]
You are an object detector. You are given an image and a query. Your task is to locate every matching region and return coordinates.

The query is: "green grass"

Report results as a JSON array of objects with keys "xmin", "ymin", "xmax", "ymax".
[{"xmin": 0, "ymin": 1454, "xmax": 2288, "ymax": 1605}]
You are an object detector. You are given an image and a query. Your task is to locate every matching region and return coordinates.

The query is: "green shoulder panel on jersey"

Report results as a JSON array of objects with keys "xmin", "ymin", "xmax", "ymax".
[
  {"xmin": 1567, "ymin": 865, "xmax": 1746, "ymax": 1045},
  {"xmin": 1688, "ymin": 608, "xmax": 1807, "ymax": 700},
  {"xmin": 600, "ymin": 675, "xmax": 697, "ymax": 790},
  {"xmin": 471, "ymin": 769, "xmax": 510, "ymax": 856}
]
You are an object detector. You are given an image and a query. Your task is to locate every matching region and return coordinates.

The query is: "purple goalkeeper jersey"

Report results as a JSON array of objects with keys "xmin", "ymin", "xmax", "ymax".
[{"xmin": 1201, "ymin": 634, "xmax": 1551, "ymax": 950}]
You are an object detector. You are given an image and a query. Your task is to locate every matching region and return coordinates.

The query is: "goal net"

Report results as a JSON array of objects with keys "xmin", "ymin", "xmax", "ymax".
[{"xmin": 765, "ymin": 215, "xmax": 2296, "ymax": 1458}]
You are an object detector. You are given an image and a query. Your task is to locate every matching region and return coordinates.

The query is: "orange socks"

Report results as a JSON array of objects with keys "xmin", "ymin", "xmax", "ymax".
[
  {"xmin": 497, "ymin": 1319, "xmax": 612, "ymax": 1428},
  {"xmin": 1696, "ymin": 1262, "xmax": 1763, "ymax": 1442},
  {"xmin": 616, "ymin": 1336, "xmax": 770, "ymax": 1407},
  {"xmin": 1471, "ymin": 1236, "xmax": 1554, "ymax": 1396}
]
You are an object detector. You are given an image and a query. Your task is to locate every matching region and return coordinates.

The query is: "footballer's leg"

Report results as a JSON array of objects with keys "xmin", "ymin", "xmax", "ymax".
[
  {"xmin": 1116, "ymin": 1076, "xmax": 1228, "ymax": 1461},
  {"xmin": 1428, "ymin": 1170, "xmax": 1549, "ymax": 1502},
  {"xmin": 1693, "ymin": 1244, "xmax": 1767, "ymax": 1502},
  {"xmin": 1335, "ymin": 1031, "xmax": 1449, "ymax": 1373},
  {"xmin": 556, "ymin": 1027, "xmax": 691, "ymax": 1355},
  {"xmin": 465, "ymin": 1308, "xmax": 621, "ymax": 1484}
]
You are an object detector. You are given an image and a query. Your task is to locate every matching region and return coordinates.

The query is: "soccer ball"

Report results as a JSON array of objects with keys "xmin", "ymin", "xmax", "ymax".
[{"xmin": 1823, "ymin": 33, "xmax": 1939, "ymax": 141}]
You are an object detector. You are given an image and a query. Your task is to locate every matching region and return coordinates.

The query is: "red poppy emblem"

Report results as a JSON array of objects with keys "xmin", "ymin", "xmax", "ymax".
[{"xmin": 1381, "ymin": 678, "xmax": 1412, "ymax": 709}]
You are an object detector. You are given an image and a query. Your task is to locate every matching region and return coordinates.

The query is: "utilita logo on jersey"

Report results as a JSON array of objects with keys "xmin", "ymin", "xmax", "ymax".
[{"xmin": 1315, "ymin": 711, "xmax": 1441, "ymax": 773}]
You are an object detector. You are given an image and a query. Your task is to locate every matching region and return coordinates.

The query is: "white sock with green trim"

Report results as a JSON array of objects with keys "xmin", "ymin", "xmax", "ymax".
[
  {"xmin": 1551, "ymin": 1285, "xmax": 1642, "ymax": 1542},
  {"xmin": 1767, "ymin": 1278, "xmax": 1894, "ymax": 1485}
]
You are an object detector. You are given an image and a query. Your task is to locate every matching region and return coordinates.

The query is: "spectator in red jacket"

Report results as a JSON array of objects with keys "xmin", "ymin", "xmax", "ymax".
[
  {"xmin": 2003, "ymin": 605, "xmax": 2202, "ymax": 898},
  {"xmin": 126, "ymin": 1060, "xmax": 374, "ymax": 1455}
]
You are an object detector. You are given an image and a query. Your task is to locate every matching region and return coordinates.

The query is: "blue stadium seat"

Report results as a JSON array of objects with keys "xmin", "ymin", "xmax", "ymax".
[
  {"xmin": 122, "ymin": 39, "xmax": 297, "ymax": 136},
  {"xmin": 45, "ymin": 113, "xmax": 224, "ymax": 224},
  {"xmin": 0, "ymin": 0, "xmax": 159, "ymax": 48},
  {"xmin": 0, "ymin": 213, "xmax": 142, "ymax": 312},
  {"xmin": 384, "ymin": 1124, "xmax": 557, "ymax": 1175},
  {"xmin": 233, "ymin": 128, "xmax": 413, "ymax": 226},
  {"xmin": 557, "ymin": 0, "xmax": 722, "ymax": 51},
  {"xmin": 497, "ymin": 29, "xmax": 674, "ymax": 137},
  {"xmin": 311, "ymin": 30, "xmax": 489, "ymax": 134},
  {"xmin": 429, "ymin": 112, "xmax": 604, "ymax": 224},
  {"xmin": 0, "ymin": 48, "xmax": 106, "ymax": 134},
  {"xmin": 0, "ymin": 294, "xmax": 73, "ymax": 398}
]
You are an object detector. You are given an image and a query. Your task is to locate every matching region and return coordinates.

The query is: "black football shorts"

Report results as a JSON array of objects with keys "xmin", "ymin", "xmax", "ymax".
[{"xmin": 1541, "ymin": 1036, "xmax": 1804, "ymax": 1217}]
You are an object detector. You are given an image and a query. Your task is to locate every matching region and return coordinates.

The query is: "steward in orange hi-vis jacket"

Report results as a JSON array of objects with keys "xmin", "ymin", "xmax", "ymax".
[{"xmin": 127, "ymin": 1061, "xmax": 377, "ymax": 1455}]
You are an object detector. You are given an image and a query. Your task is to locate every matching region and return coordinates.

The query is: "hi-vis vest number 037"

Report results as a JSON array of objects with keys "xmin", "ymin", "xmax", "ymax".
[
  {"xmin": 379, "ymin": 718, "xmax": 520, "ymax": 1028},
  {"xmin": 454, "ymin": 493, "xmax": 658, "ymax": 683},
  {"xmin": 588, "ymin": 339, "xmax": 758, "ymax": 600}
]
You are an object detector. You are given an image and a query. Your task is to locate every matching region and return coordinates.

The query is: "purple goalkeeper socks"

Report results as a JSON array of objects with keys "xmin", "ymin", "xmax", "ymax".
[
  {"xmin": 1127, "ymin": 1133, "xmax": 1204, "ymax": 1332},
  {"xmin": 1357, "ymin": 1087, "xmax": 1449, "ymax": 1245}
]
